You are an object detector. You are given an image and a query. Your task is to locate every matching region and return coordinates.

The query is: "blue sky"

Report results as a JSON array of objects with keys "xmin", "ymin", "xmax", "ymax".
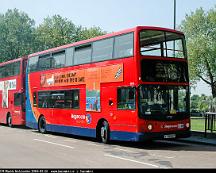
[{"xmin": 0, "ymin": 0, "xmax": 215, "ymax": 96}]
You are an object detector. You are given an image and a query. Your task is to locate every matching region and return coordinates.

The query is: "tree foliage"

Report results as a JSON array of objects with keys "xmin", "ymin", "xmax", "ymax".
[
  {"xmin": 0, "ymin": 9, "xmax": 35, "ymax": 61},
  {"xmin": 35, "ymin": 15, "xmax": 106, "ymax": 51},
  {"xmin": 180, "ymin": 8, "xmax": 216, "ymax": 98},
  {"xmin": 0, "ymin": 9, "xmax": 106, "ymax": 62},
  {"xmin": 191, "ymin": 94, "xmax": 216, "ymax": 112},
  {"xmin": 77, "ymin": 26, "xmax": 107, "ymax": 41},
  {"xmin": 35, "ymin": 15, "xmax": 79, "ymax": 51}
]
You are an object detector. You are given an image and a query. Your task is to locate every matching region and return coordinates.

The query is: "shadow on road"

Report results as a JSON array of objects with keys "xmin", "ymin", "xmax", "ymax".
[
  {"xmin": 38, "ymin": 130, "xmax": 216, "ymax": 152},
  {"xmin": 1, "ymin": 124, "xmax": 215, "ymax": 152}
]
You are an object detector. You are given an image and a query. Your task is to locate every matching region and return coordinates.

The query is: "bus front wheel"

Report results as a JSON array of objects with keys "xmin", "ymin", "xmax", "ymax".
[
  {"xmin": 100, "ymin": 121, "xmax": 110, "ymax": 144},
  {"xmin": 38, "ymin": 116, "xmax": 46, "ymax": 134}
]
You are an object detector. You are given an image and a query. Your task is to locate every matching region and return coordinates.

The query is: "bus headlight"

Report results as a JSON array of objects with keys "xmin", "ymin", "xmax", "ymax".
[
  {"xmin": 186, "ymin": 123, "xmax": 190, "ymax": 128},
  {"xmin": 147, "ymin": 124, "xmax": 153, "ymax": 131}
]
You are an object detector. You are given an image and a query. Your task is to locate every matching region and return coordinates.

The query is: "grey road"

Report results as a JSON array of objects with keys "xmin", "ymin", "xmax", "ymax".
[{"xmin": 0, "ymin": 125, "xmax": 216, "ymax": 169}]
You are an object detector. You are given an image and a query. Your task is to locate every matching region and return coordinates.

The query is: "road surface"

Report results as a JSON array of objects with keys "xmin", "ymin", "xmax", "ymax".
[{"xmin": 0, "ymin": 125, "xmax": 216, "ymax": 168}]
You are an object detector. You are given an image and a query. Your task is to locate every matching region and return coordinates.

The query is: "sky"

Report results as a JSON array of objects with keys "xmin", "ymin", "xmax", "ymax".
[{"xmin": 0, "ymin": 0, "xmax": 215, "ymax": 96}]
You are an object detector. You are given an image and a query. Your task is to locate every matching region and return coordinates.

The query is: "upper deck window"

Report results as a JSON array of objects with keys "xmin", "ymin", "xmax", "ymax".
[
  {"xmin": 0, "ymin": 61, "xmax": 20, "ymax": 78},
  {"xmin": 38, "ymin": 54, "xmax": 52, "ymax": 71},
  {"xmin": 28, "ymin": 56, "xmax": 39, "ymax": 72},
  {"xmin": 52, "ymin": 51, "xmax": 65, "ymax": 68},
  {"xmin": 27, "ymin": 32, "xmax": 135, "ymax": 73},
  {"xmin": 74, "ymin": 44, "xmax": 92, "ymax": 65},
  {"xmin": 114, "ymin": 33, "xmax": 134, "ymax": 59},
  {"xmin": 140, "ymin": 30, "xmax": 186, "ymax": 59},
  {"xmin": 92, "ymin": 38, "xmax": 114, "ymax": 62}
]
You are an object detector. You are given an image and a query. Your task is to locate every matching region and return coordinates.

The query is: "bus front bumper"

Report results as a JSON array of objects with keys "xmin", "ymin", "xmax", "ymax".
[{"xmin": 110, "ymin": 130, "xmax": 191, "ymax": 142}]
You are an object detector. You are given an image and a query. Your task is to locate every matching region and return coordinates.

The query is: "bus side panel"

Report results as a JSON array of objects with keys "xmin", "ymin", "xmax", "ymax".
[{"xmin": 25, "ymin": 73, "xmax": 37, "ymax": 129}]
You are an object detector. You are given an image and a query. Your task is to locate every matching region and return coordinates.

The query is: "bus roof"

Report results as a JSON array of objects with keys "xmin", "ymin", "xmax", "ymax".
[
  {"xmin": 0, "ymin": 56, "xmax": 26, "ymax": 67},
  {"xmin": 28, "ymin": 26, "xmax": 184, "ymax": 58}
]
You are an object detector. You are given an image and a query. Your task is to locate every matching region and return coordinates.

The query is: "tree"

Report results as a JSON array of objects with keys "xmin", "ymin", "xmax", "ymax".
[
  {"xmin": 35, "ymin": 15, "xmax": 78, "ymax": 51},
  {"xmin": 0, "ymin": 9, "xmax": 35, "ymax": 62},
  {"xmin": 180, "ymin": 8, "xmax": 216, "ymax": 98},
  {"xmin": 35, "ymin": 15, "xmax": 106, "ymax": 51},
  {"xmin": 190, "ymin": 94, "xmax": 200, "ymax": 110},
  {"xmin": 77, "ymin": 26, "xmax": 107, "ymax": 41}
]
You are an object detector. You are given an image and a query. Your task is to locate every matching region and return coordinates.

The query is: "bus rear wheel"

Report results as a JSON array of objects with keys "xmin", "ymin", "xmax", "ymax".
[
  {"xmin": 38, "ymin": 116, "xmax": 46, "ymax": 134},
  {"xmin": 7, "ymin": 114, "xmax": 12, "ymax": 128},
  {"xmin": 100, "ymin": 121, "xmax": 110, "ymax": 144}
]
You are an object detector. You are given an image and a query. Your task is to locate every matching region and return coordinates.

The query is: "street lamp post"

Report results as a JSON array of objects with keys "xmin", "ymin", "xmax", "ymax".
[
  {"xmin": 173, "ymin": 0, "xmax": 176, "ymax": 57},
  {"xmin": 174, "ymin": 0, "xmax": 176, "ymax": 30}
]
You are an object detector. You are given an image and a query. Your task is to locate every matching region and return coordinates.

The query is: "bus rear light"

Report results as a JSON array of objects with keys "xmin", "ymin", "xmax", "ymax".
[
  {"xmin": 186, "ymin": 123, "xmax": 190, "ymax": 128},
  {"xmin": 147, "ymin": 124, "xmax": 153, "ymax": 131}
]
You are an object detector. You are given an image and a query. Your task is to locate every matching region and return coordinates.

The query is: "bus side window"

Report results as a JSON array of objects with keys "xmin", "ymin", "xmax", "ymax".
[
  {"xmin": 33, "ymin": 92, "xmax": 37, "ymax": 107},
  {"xmin": 117, "ymin": 87, "xmax": 136, "ymax": 110},
  {"xmin": 14, "ymin": 93, "xmax": 21, "ymax": 106}
]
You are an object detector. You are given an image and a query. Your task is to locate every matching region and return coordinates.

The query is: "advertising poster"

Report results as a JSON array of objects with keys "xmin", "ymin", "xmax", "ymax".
[
  {"xmin": 40, "ymin": 64, "xmax": 124, "ymax": 112},
  {"xmin": 0, "ymin": 79, "xmax": 16, "ymax": 108}
]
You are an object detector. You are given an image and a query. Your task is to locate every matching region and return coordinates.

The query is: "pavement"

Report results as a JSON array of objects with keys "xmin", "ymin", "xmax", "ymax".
[{"xmin": 177, "ymin": 131, "xmax": 216, "ymax": 146}]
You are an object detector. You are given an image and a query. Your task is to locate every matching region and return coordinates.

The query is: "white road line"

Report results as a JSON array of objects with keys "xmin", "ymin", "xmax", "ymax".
[
  {"xmin": 114, "ymin": 147, "xmax": 133, "ymax": 153},
  {"xmin": 33, "ymin": 133, "xmax": 41, "ymax": 136},
  {"xmin": 150, "ymin": 154, "xmax": 174, "ymax": 159},
  {"xmin": 86, "ymin": 143, "xmax": 102, "ymax": 147},
  {"xmin": 64, "ymin": 139, "xmax": 79, "ymax": 143},
  {"xmin": 104, "ymin": 154, "xmax": 160, "ymax": 168},
  {"xmin": 44, "ymin": 134, "xmax": 57, "ymax": 138},
  {"xmin": 34, "ymin": 139, "xmax": 74, "ymax": 149}
]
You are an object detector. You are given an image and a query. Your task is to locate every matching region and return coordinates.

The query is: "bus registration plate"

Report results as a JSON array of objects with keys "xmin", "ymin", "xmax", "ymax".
[{"xmin": 164, "ymin": 134, "xmax": 176, "ymax": 139}]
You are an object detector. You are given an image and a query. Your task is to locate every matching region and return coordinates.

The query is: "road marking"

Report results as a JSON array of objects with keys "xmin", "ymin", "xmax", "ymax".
[
  {"xmin": 34, "ymin": 139, "xmax": 74, "ymax": 149},
  {"xmin": 44, "ymin": 134, "xmax": 57, "ymax": 138},
  {"xmin": 64, "ymin": 139, "xmax": 79, "ymax": 143},
  {"xmin": 150, "ymin": 154, "xmax": 174, "ymax": 159},
  {"xmin": 86, "ymin": 143, "xmax": 102, "ymax": 147},
  {"xmin": 114, "ymin": 147, "xmax": 133, "ymax": 153},
  {"xmin": 33, "ymin": 133, "xmax": 41, "ymax": 136},
  {"xmin": 104, "ymin": 154, "xmax": 160, "ymax": 168}
]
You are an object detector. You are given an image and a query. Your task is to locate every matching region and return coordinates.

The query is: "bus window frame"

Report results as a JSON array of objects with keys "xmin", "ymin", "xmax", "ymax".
[
  {"xmin": 117, "ymin": 86, "xmax": 136, "ymax": 110},
  {"xmin": 139, "ymin": 29, "xmax": 187, "ymax": 59},
  {"xmin": 28, "ymin": 32, "xmax": 135, "ymax": 73}
]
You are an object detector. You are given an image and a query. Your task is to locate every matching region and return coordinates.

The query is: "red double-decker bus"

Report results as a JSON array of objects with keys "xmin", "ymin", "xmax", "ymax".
[
  {"xmin": 26, "ymin": 26, "xmax": 190, "ymax": 143},
  {"xmin": 0, "ymin": 57, "xmax": 27, "ymax": 127}
]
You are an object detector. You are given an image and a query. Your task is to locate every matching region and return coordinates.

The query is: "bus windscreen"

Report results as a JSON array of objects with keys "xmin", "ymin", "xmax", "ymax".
[{"xmin": 139, "ymin": 85, "xmax": 189, "ymax": 117}]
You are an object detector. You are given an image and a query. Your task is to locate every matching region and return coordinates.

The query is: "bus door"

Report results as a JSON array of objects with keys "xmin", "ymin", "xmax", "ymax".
[
  {"xmin": 13, "ymin": 92, "xmax": 23, "ymax": 118},
  {"xmin": 114, "ymin": 86, "xmax": 136, "ymax": 127},
  {"xmin": 104, "ymin": 86, "xmax": 136, "ymax": 127}
]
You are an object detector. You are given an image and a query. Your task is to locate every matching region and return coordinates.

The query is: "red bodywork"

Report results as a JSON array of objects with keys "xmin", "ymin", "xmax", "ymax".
[
  {"xmin": 0, "ymin": 57, "xmax": 27, "ymax": 126},
  {"xmin": 26, "ymin": 26, "xmax": 190, "ymax": 141}
]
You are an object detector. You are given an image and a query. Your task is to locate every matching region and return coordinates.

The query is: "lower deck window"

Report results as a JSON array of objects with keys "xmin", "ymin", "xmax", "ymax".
[
  {"xmin": 38, "ymin": 90, "xmax": 79, "ymax": 109},
  {"xmin": 14, "ymin": 93, "xmax": 22, "ymax": 106}
]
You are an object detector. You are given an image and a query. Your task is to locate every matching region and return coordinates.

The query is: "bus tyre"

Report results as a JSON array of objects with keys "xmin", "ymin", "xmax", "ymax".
[
  {"xmin": 7, "ymin": 114, "xmax": 12, "ymax": 128},
  {"xmin": 100, "ymin": 121, "xmax": 110, "ymax": 144},
  {"xmin": 38, "ymin": 116, "xmax": 46, "ymax": 134}
]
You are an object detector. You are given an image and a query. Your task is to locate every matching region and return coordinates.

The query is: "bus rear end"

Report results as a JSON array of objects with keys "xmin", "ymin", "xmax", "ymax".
[
  {"xmin": 137, "ymin": 27, "xmax": 190, "ymax": 140},
  {"xmin": 0, "ymin": 57, "xmax": 26, "ymax": 127}
]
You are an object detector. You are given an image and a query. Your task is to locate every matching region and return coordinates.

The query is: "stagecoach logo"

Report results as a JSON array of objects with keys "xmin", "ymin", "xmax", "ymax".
[
  {"xmin": 115, "ymin": 67, "xmax": 123, "ymax": 79},
  {"xmin": 86, "ymin": 114, "xmax": 92, "ymax": 124},
  {"xmin": 162, "ymin": 124, "xmax": 185, "ymax": 129},
  {"xmin": 71, "ymin": 114, "xmax": 86, "ymax": 120},
  {"xmin": 162, "ymin": 124, "xmax": 178, "ymax": 129},
  {"xmin": 71, "ymin": 114, "xmax": 92, "ymax": 124}
]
